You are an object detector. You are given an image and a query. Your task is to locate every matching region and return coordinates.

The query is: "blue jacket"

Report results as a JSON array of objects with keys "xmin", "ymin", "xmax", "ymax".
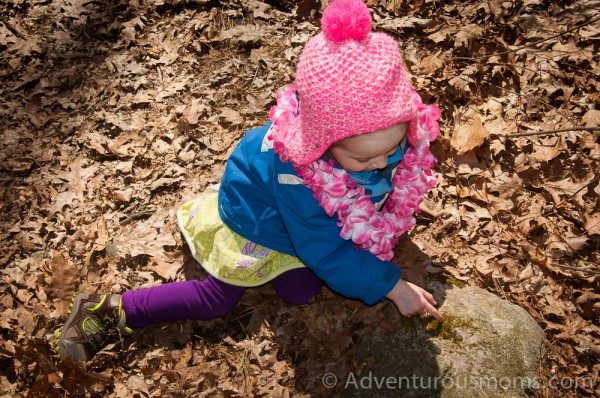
[{"xmin": 218, "ymin": 122, "xmax": 401, "ymax": 305}]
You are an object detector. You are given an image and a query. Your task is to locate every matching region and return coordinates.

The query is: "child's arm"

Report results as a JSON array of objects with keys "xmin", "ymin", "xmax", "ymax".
[
  {"xmin": 385, "ymin": 278, "xmax": 442, "ymax": 321},
  {"xmin": 274, "ymin": 164, "xmax": 441, "ymax": 319},
  {"xmin": 274, "ymin": 176, "xmax": 400, "ymax": 305}
]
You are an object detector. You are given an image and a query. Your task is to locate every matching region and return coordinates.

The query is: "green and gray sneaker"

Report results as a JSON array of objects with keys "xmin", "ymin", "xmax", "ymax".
[{"xmin": 55, "ymin": 293, "xmax": 133, "ymax": 362}]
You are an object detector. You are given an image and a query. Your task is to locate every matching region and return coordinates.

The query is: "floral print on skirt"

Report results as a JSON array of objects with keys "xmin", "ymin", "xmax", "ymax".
[{"xmin": 177, "ymin": 185, "xmax": 305, "ymax": 287}]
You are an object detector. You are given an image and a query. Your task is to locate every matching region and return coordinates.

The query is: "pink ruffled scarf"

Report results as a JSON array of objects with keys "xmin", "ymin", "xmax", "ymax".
[{"xmin": 269, "ymin": 85, "xmax": 440, "ymax": 261}]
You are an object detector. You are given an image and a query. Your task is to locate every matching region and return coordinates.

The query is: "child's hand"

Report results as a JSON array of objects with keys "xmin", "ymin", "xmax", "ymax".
[{"xmin": 386, "ymin": 278, "xmax": 443, "ymax": 322}]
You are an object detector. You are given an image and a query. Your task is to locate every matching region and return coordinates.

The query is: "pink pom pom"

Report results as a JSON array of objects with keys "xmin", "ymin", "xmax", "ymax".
[{"xmin": 321, "ymin": 0, "xmax": 372, "ymax": 42}]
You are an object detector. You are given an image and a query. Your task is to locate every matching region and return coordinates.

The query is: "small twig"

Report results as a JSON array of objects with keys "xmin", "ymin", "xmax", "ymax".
[
  {"xmin": 119, "ymin": 209, "xmax": 156, "ymax": 225},
  {"xmin": 450, "ymin": 15, "xmax": 600, "ymax": 61},
  {"xmin": 546, "ymin": 263, "xmax": 600, "ymax": 276},
  {"xmin": 543, "ymin": 173, "xmax": 600, "ymax": 215},
  {"xmin": 458, "ymin": 74, "xmax": 577, "ymax": 124},
  {"xmin": 510, "ymin": 15, "xmax": 600, "ymax": 53},
  {"xmin": 0, "ymin": 17, "xmax": 25, "ymax": 40},
  {"xmin": 511, "ymin": 126, "xmax": 600, "ymax": 137}
]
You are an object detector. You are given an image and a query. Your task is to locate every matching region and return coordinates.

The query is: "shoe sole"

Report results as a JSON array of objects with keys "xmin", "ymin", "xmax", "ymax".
[
  {"xmin": 54, "ymin": 293, "xmax": 77, "ymax": 361},
  {"xmin": 55, "ymin": 293, "xmax": 105, "ymax": 362}
]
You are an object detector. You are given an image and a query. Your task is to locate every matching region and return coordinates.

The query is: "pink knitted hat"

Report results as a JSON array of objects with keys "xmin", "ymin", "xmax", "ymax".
[{"xmin": 276, "ymin": 0, "xmax": 419, "ymax": 166}]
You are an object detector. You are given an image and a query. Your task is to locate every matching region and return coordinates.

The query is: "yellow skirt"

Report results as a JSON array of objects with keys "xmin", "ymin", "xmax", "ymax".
[{"xmin": 177, "ymin": 185, "xmax": 306, "ymax": 287}]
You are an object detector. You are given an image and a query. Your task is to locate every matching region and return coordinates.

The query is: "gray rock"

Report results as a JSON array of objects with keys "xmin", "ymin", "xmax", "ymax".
[{"xmin": 337, "ymin": 280, "xmax": 546, "ymax": 398}]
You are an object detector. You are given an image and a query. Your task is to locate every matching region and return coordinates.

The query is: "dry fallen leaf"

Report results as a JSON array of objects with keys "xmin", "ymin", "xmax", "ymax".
[
  {"xmin": 583, "ymin": 213, "xmax": 600, "ymax": 235},
  {"xmin": 46, "ymin": 251, "xmax": 79, "ymax": 313},
  {"xmin": 582, "ymin": 109, "xmax": 600, "ymax": 127},
  {"xmin": 451, "ymin": 115, "xmax": 490, "ymax": 155},
  {"xmin": 532, "ymin": 136, "xmax": 567, "ymax": 162},
  {"xmin": 415, "ymin": 50, "xmax": 445, "ymax": 75}
]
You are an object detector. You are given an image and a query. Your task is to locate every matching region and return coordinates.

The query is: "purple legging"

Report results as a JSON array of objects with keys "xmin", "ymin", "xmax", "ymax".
[{"xmin": 121, "ymin": 268, "xmax": 321, "ymax": 329}]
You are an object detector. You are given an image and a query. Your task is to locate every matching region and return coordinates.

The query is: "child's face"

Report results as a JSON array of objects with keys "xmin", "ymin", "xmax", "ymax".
[{"xmin": 329, "ymin": 123, "xmax": 408, "ymax": 172}]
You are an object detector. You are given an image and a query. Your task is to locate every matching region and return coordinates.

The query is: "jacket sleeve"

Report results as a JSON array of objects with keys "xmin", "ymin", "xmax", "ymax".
[{"xmin": 273, "ymin": 166, "xmax": 401, "ymax": 305}]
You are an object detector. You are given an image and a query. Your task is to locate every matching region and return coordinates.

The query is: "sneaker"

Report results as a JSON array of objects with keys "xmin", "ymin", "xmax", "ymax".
[{"xmin": 55, "ymin": 293, "xmax": 133, "ymax": 362}]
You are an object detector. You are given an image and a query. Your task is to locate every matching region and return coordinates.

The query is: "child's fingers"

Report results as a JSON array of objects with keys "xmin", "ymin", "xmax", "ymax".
[
  {"xmin": 425, "ymin": 291, "xmax": 437, "ymax": 306},
  {"xmin": 418, "ymin": 287, "xmax": 437, "ymax": 306},
  {"xmin": 419, "ymin": 289, "xmax": 442, "ymax": 320},
  {"xmin": 423, "ymin": 301, "xmax": 443, "ymax": 321}
]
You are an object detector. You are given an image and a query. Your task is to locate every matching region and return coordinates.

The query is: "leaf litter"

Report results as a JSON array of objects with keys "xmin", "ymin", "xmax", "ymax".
[{"xmin": 0, "ymin": 0, "xmax": 599, "ymax": 396}]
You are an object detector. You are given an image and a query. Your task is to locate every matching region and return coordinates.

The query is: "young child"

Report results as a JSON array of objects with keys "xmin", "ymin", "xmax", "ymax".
[{"xmin": 56, "ymin": 0, "xmax": 442, "ymax": 362}]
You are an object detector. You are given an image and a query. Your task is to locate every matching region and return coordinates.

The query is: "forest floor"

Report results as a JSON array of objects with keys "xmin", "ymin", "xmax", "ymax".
[{"xmin": 1, "ymin": 0, "xmax": 599, "ymax": 397}]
